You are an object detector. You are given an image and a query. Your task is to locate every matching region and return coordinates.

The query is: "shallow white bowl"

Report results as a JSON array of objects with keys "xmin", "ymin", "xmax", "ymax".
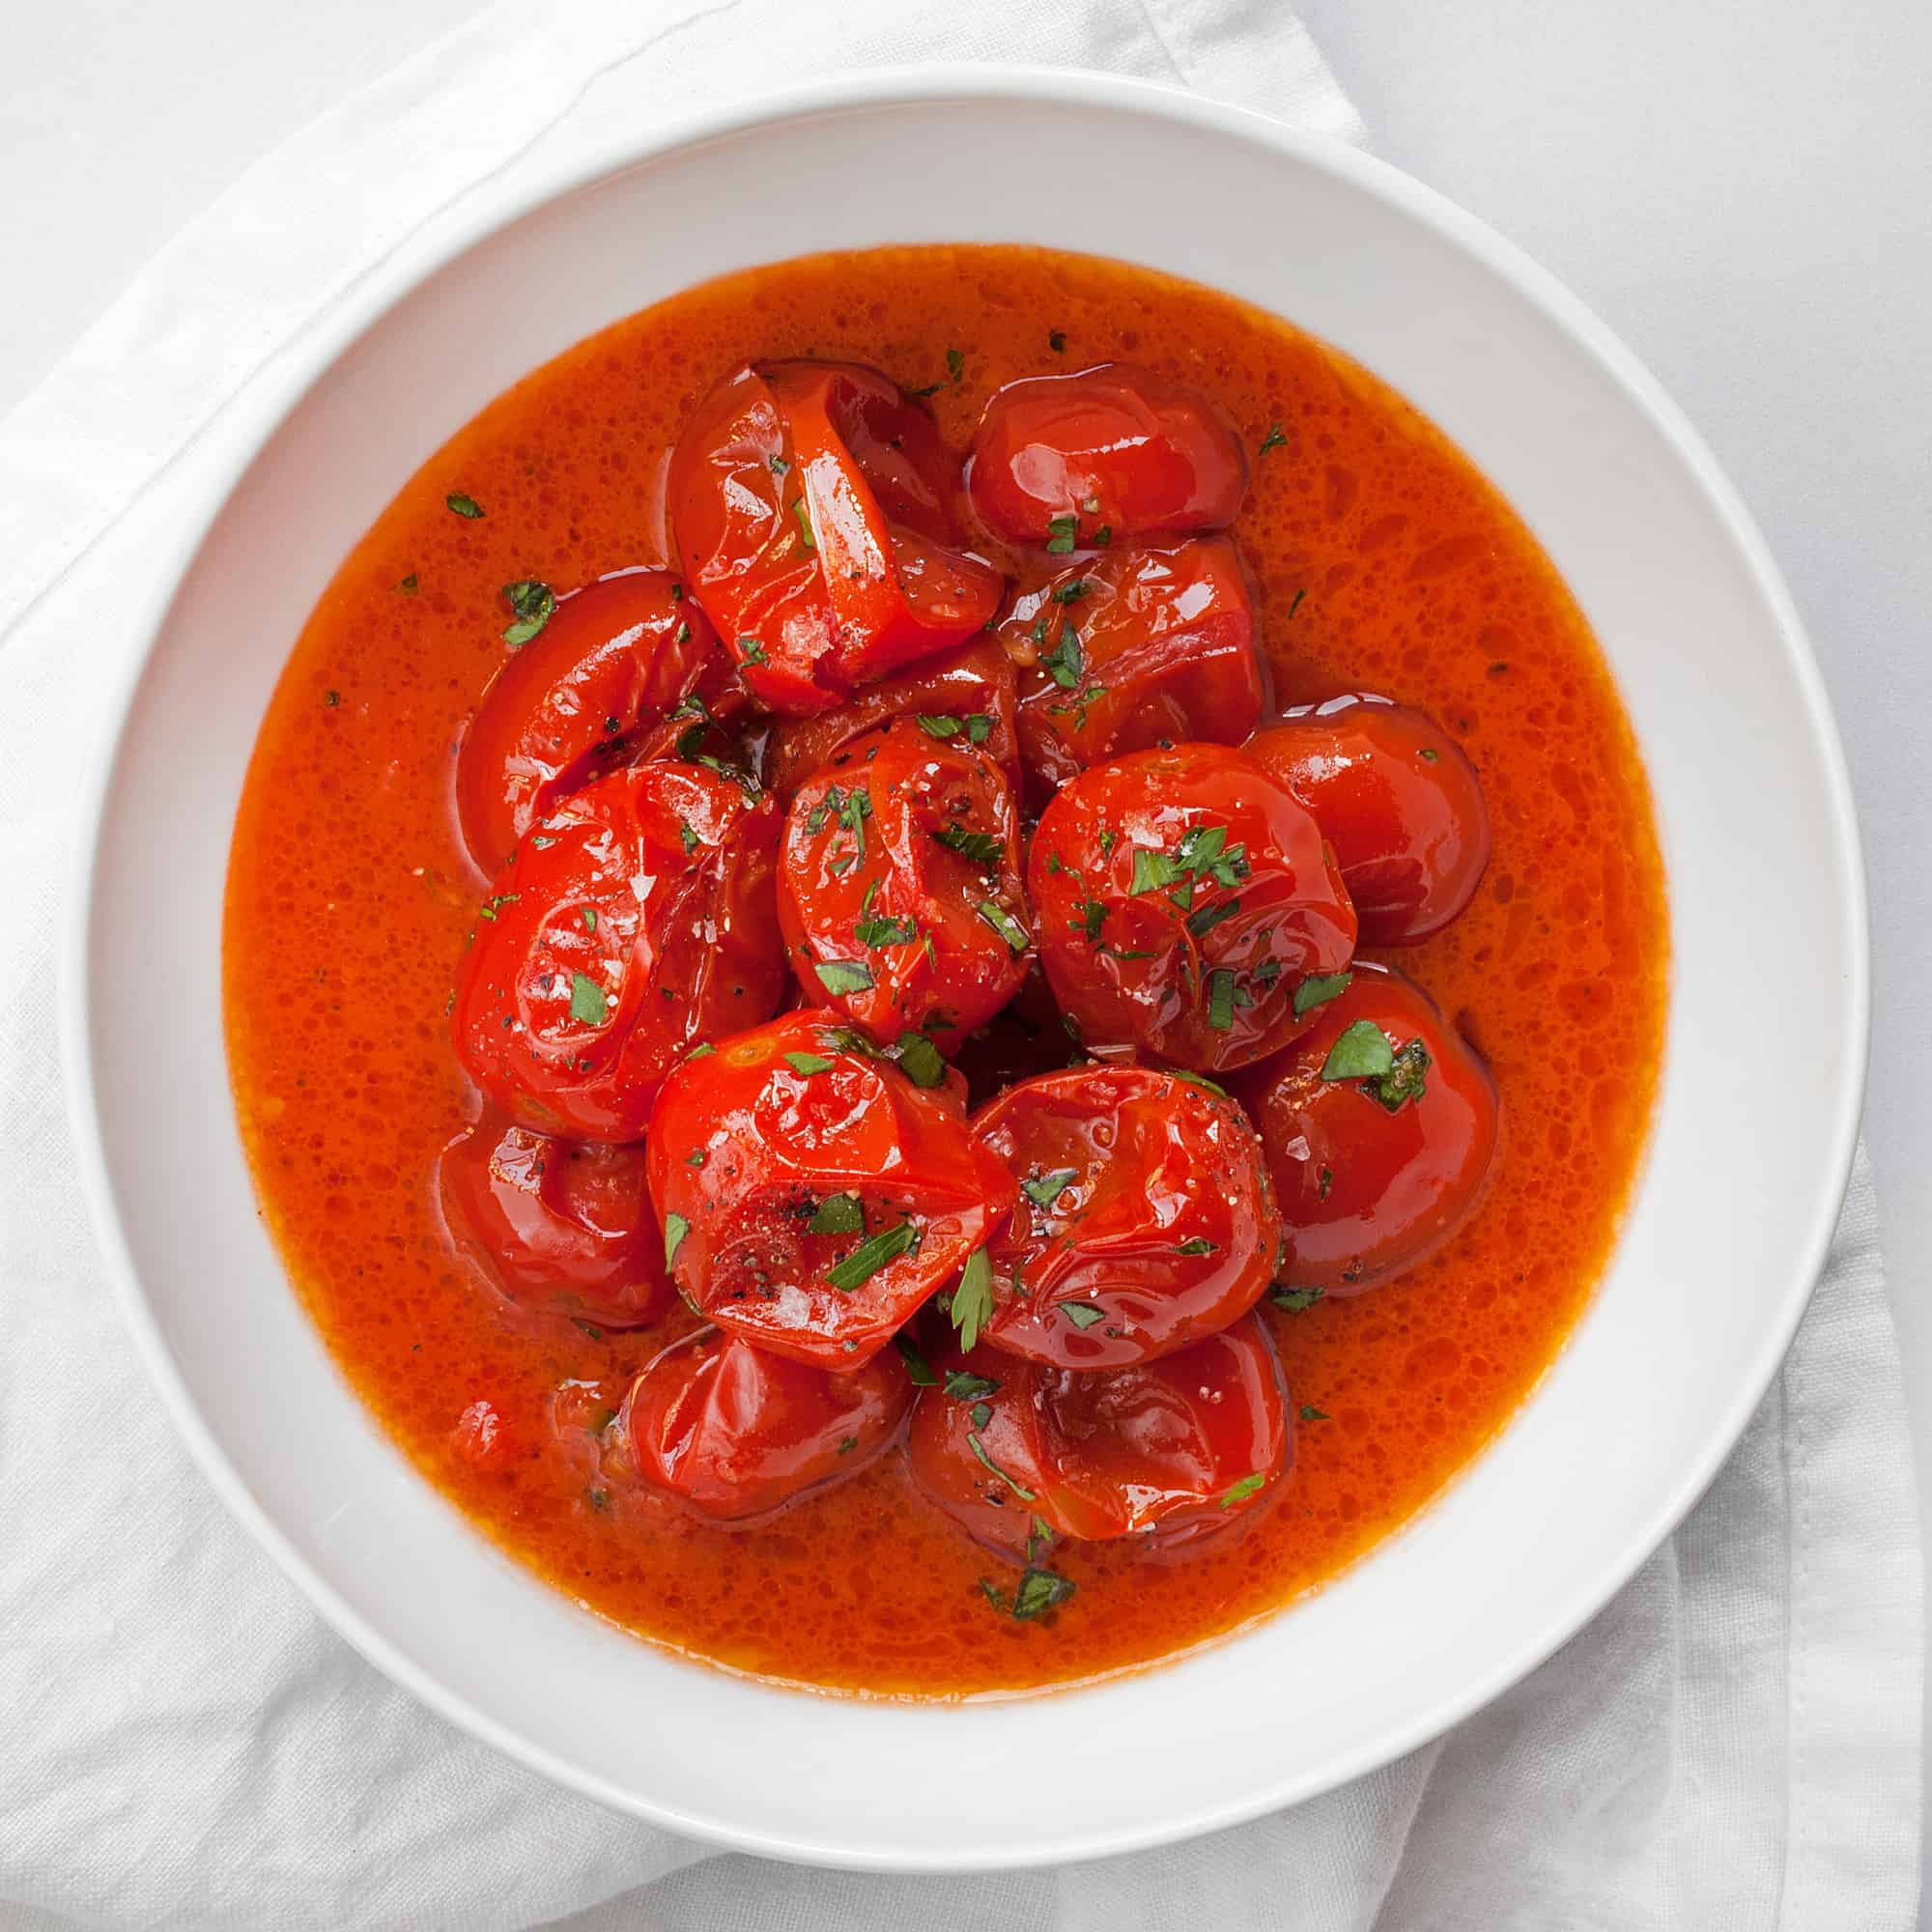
[{"xmin": 66, "ymin": 71, "xmax": 1866, "ymax": 1868}]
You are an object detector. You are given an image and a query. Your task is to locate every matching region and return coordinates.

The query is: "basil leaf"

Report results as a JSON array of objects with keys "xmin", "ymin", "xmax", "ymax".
[
  {"xmin": 1321, "ymin": 1019, "xmax": 1395, "ymax": 1081},
  {"xmin": 1021, "ymin": 1168, "xmax": 1078, "ymax": 1210},
  {"xmin": 663, "ymin": 1212, "xmax": 691, "ymax": 1268},
  {"xmin": 1061, "ymin": 1303, "xmax": 1105, "ymax": 1329},
  {"xmin": 1293, "ymin": 971, "xmax": 1353, "ymax": 1016},
  {"xmin": 568, "ymin": 974, "xmax": 609, "ymax": 1025},
  {"xmin": 814, "ymin": 959, "xmax": 874, "ymax": 997},
  {"xmin": 944, "ymin": 1369, "xmax": 1001, "ymax": 1401},
  {"xmin": 784, "ymin": 1051, "xmax": 834, "ymax": 1075},
  {"xmin": 809, "ymin": 1192, "xmax": 865, "ymax": 1236}
]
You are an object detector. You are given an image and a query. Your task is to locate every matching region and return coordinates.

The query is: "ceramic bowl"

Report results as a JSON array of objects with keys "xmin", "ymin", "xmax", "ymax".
[{"xmin": 64, "ymin": 70, "xmax": 1866, "ymax": 1868}]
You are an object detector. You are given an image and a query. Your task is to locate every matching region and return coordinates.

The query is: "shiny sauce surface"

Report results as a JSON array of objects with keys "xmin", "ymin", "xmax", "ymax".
[{"xmin": 224, "ymin": 245, "xmax": 1666, "ymax": 1695}]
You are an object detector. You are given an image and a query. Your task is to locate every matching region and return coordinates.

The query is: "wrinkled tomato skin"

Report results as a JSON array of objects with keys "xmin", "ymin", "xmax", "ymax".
[
  {"xmin": 436, "ymin": 1109, "xmax": 670, "ymax": 1327},
  {"xmin": 972, "ymin": 1065, "xmax": 1281, "ymax": 1368},
  {"xmin": 454, "ymin": 568, "xmax": 724, "ymax": 878},
  {"xmin": 1246, "ymin": 696, "xmax": 1491, "ymax": 944},
  {"xmin": 966, "ymin": 363, "xmax": 1248, "ymax": 549},
  {"xmin": 998, "ymin": 540, "xmax": 1263, "ymax": 799},
  {"xmin": 779, "ymin": 718, "xmax": 1032, "ymax": 1053},
  {"xmin": 617, "ymin": 1327, "xmax": 913, "ymax": 1523},
  {"xmin": 451, "ymin": 762, "xmax": 785, "ymax": 1141},
  {"xmin": 763, "ymin": 638, "xmax": 1020, "ymax": 802},
  {"xmin": 1231, "ymin": 961, "xmax": 1500, "ymax": 1295},
  {"xmin": 643, "ymin": 1010, "xmax": 1018, "ymax": 1370},
  {"xmin": 669, "ymin": 361, "xmax": 1004, "ymax": 715},
  {"xmin": 907, "ymin": 1316, "xmax": 1291, "ymax": 1559},
  {"xmin": 1029, "ymin": 743, "xmax": 1358, "ymax": 1072}
]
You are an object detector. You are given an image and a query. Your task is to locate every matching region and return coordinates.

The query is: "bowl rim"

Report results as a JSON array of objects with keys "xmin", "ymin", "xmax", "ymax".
[{"xmin": 60, "ymin": 64, "xmax": 1870, "ymax": 1868}]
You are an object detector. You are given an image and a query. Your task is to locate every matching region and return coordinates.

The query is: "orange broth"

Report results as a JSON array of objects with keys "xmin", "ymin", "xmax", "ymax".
[{"xmin": 223, "ymin": 245, "xmax": 1666, "ymax": 1695}]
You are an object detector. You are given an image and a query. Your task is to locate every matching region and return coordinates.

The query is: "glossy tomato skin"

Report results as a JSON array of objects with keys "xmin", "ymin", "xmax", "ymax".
[
  {"xmin": 668, "ymin": 361, "xmax": 1004, "ymax": 715},
  {"xmin": 1231, "ymin": 961, "xmax": 1499, "ymax": 1295},
  {"xmin": 780, "ymin": 718, "xmax": 1032, "ymax": 1054},
  {"xmin": 643, "ymin": 1009, "xmax": 1018, "ymax": 1370},
  {"xmin": 997, "ymin": 540, "xmax": 1264, "ymax": 799},
  {"xmin": 972, "ymin": 1064, "xmax": 1281, "ymax": 1368},
  {"xmin": 1246, "ymin": 696, "xmax": 1491, "ymax": 944},
  {"xmin": 437, "ymin": 1109, "xmax": 669, "ymax": 1327},
  {"xmin": 906, "ymin": 1316, "xmax": 1291, "ymax": 1559},
  {"xmin": 451, "ymin": 761, "xmax": 784, "ymax": 1141},
  {"xmin": 1028, "ymin": 743, "xmax": 1358, "ymax": 1072},
  {"xmin": 618, "ymin": 1327, "xmax": 913, "ymax": 1523},
  {"xmin": 454, "ymin": 569, "xmax": 724, "ymax": 877},
  {"xmin": 763, "ymin": 638, "xmax": 1020, "ymax": 802},
  {"xmin": 966, "ymin": 363, "xmax": 1248, "ymax": 550}
]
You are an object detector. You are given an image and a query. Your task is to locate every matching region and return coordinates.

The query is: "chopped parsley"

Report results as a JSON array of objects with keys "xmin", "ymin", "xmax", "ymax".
[
  {"xmin": 1287, "ymin": 587, "xmax": 1307, "ymax": 619},
  {"xmin": 946, "ymin": 346, "xmax": 966, "ymax": 383},
  {"xmin": 444, "ymin": 492, "xmax": 484, "ymax": 519},
  {"xmin": 1044, "ymin": 513, "xmax": 1079, "ymax": 554},
  {"xmin": 568, "ymin": 974, "xmax": 609, "ymax": 1025},
  {"xmin": 580, "ymin": 906, "xmax": 596, "ymax": 933},
  {"xmin": 892, "ymin": 1031, "xmax": 948, "ymax": 1089},
  {"xmin": 946, "ymin": 1370, "xmax": 1001, "ymax": 1403},
  {"xmin": 981, "ymin": 1567, "xmax": 1076, "ymax": 1621},
  {"xmin": 1293, "ymin": 970, "xmax": 1352, "ymax": 1017},
  {"xmin": 1365, "ymin": 1038, "xmax": 1432, "ymax": 1112},
  {"xmin": 1300, "ymin": 1405, "xmax": 1330, "ymax": 1423},
  {"xmin": 809, "ymin": 1192, "xmax": 866, "ymax": 1236},
  {"xmin": 398, "ymin": 574, "xmax": 417, "ymax": 595},
  {"xmin": 1207, "ymin": 968, "xmax": 1237, "ymax": 1032},
  {"xmin": 1419, "ymin": 748, "xmax": 1440, "ymax": 762},
  {"xmin": 977, "ymin": 901, "xmax": 1031, "ymax": 953},
  {"xmin": 1319, "ymin": 1165, "xmax": 1334, "ymax": 1199},
  {"xmin": 895, "ymin": 1332, "xmax": 938, "ymax": 1385},
  {"xmin": 966, "ymin": 1428, "xmax": 1034, "ymax": 1498},
  {"xmin": 825, "ymin": 1219, "xmax": 920, "ymax": 1293},
  {"xmin": 739, "ymin": 637, "xmax": 769, "ymax": 667},
  {"xmin": 679, "ymin": 818, "xmax": 698, "ymax": 855},
  {"xmin": 1040, "ymin": 628, "xmax": 1084, "ymax": 689},
  {"xmin": 1220, "ymin": 1471, "xmax": 1267, "ymax": 1507},
  {"xmin": 500, "ymin": 578, "xmax": 554, "ymax": 646},
  {"xmin": 916, "ymin": 714, "xmax": 962, "ymax": 739},
  {"xmin": 477, "ymin": 893, "xmax": 520, "ymax": 922},
  {"xmin": 1174, "ymin": 1236, "xmax": 1218, "ymax": 1256},
  {"xmin": 1061, "ymin": 1302, "xmax": 1105, "ymax": 1330},
  {"xmin": 1321, "ymin": 1020, "xmax": 1395, "ymax": 1082},
  {"xmin": 931, "ymin": 823, "xmax": 1004, "ymax": 867},
  {"xmin": 1258, "ymin": 422, "xmax": 1289, "ymax": 456},
  {"xmin": 1271, "ymin": 1285, "xmax": 1324, "ymax": 1313},
  {"xmin": 855, "ymin": 908, "xmax": 921, "ymax": 949},
  {"xmin": 663, "ymin": 1212, "xmax": 691, "ymax": 1268},
  {"xmin": 1021, "ymin": 1168, "xmax": 1078, "ymax": 1211},
  {"xmin": 950, "ymin": 1247, "xmax": 994, "ymax": 1351},
  {"xmin": 814, "ymin": 958, "xmax": 874, "ymax": 997},
  {"xmin": 1185, "ymin": 896, "xmax": 1242, "ymax": 939},
  {"xmin": 792, "ymin": 499, "xmax": 816, "ymax": 552},
  {"xmin": 783, "ymin": 1051, "xmax": 834, "ymax": 1075}
]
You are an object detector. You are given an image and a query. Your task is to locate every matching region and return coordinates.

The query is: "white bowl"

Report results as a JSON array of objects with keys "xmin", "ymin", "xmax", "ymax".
[{"xmin": 64, "ymin": 71, "xmax": 1867, "ymax": 1868}]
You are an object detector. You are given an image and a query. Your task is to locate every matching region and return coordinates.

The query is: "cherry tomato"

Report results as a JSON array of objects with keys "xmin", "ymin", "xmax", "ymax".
[
  {"xmin": 1245, "ymin": 696, "xmax": 1491, "ymax": 944},
  {"xmin": 451, "ymin": 761, "xmax": 784, "ymax": 1141},
  {"xmin": 453, "ymin": 569, "xmax": 725, "ymax": 877},
  {"xmin": 616, "ymin": 1327, "xmax": 913, "ymax": 1522},
  {"xmin": 762, "ymin": 638, "xmax": 1019, "ymax": 802},
  {"xmin": 966, "ymin": 363, "xmax": 1248, "ymax": 550},
  {"xmin": 780, "ymin": 717, "xmax": 1032, "ymax": 1054},
  {"xmin": 1230, "ymin": 961, "xmax": 1499, "ymax": 1294},
  {"xmin": 643, "ymin": 1009, "xmax": 1017, "ymax": 1370},
  {"xmin": 1028, "ymin": 743, "xmax": 1357, "ymax": 1071},
  {"xmin": 437, "ymin": 1109, "xmax": 669, "ymax": 1327},
  {"xmin": 967, "ymin": 1064, "xmax": 1280, "ymax": 1368},
  {"xmin": 906, "ymin": 1315, "xmax": 1290, "ymax": 1560},
  {"xmin": 997, "ymin": 539, "xmax": 1264, "ymax": 799},
  {"xmin": 669, "ymin": 361, "xmax": 1005, "ymax": 715}
]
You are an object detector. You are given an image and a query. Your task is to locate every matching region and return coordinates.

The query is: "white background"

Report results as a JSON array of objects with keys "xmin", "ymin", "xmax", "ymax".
[{"xmin": 7, "ymin": 0, "xmax": 1928, "ymax": 1905}]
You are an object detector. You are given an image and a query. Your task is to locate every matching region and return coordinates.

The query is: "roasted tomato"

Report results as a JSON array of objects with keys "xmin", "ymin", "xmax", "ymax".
[
  {"xmin": 906, "ymin": 1316, "xmax": 1290, "ymax": 1561},
  {"xmin": 1028, "ymin": 743, "xmax": 1357, "ymax": 1071},
  {"xmin": 779, "ymin": 717, "xmax": 1032, "ymax": 1054},
  {"xmin": 1245, "ymin": 696, "xmax": 1490, "ymax": 944},
  {"xmin": 966, "ymin": 363, "xmax": 1248, "ymax": 550},
  {"xmin": 453, "ymin": 569, "xmax": 727, "ymax": 877},
  {"xmin": 762, "ymin": 637, "xmax": 1019, "ymax": 802},
  {"xmin": 437, "ymin": 1109, "xmax": 669, "ymax": 1327},
  {"xmin": 996, "ymin": 539, "xmax": 1263, "ymax": 797},
  {"xmin": 618, "ymin": 1327, "xmax": 913, "ymax": 1523},
  {"xmin": 1231, "ymin": 961, "xmax": 1499, "ymax": 1294},
  {"xmin": 967, "ymin": 1065, "xmax": 1280, "ymax": 1368},
  {"xmin": 643, "ymin": 1009, "xmax": 1017, "ymax": 1369},
  {"xmin": 668, "ymin": 360, "xmax": 1005, "ymax": 714},
  {"xmin": 451, "ymin": 761, "xmax": 784, "ymax": 1141}
]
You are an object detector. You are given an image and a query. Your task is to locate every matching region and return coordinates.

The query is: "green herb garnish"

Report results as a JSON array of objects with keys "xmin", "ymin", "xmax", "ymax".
[
  {"xmin": 1293, "ymin": 971, "xmax": 1352, "ymax": 1016},
  {"xmin": 825, "ymin": 1219, "xmax": 920, "ymax": 1293},
  {"xmin": 809, "ymin": 1192, "xmax": 866, "ymax": 1236},
  {"xmin": 951, "ymin": 1247, "xmax": 994, "ymax": 1351},
  {"xmin": 568, "ymin": 974, "xmax": 609, "ymax": 1025},
  {"xmin": 1321, "ymin": 1020, "xmax": 1394, "ymax": 1082},
  {"xmin": 814, "ymin": 958, "xmax": 874, "ymax": 997},
  {"xmin": 500, "ymin": 578, "xmax": 554, "ymax": 645}
]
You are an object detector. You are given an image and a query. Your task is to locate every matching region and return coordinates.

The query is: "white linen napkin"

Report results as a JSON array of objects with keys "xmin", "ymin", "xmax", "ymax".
[{"xmin": 0, "ymin": 2, "xmax": 1916, "ymax": 1927}]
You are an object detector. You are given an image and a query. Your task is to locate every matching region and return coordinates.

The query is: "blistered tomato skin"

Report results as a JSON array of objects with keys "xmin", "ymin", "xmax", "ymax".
[
  {"xmin": 1246, "ymin": 696, "xmax": 1491, "ymax": 945},
  {"xmin": 763, "ymin": 638, "xmax": 1020, "ymax": 803},
  {"xmin": 972, "ymin": 1065, "xmax": 1281, "ymax": 1368},
  {"xmin": 779, "ymin": 717, "xmax": 1032, "ymax": 1054},
  {"xmin": 453, "ymin": 569, "xmax": 724, "ymax": 877},
  {"xmin": 907, "ymin": 1317, "xmax": 1291, "ymax": 1560},
  {"xmin": 618, "ymin": 1327, "xmax": 913, "ymax": 1523},
  {"xmin": 1028, "ymin": 743, "xmax": 1358, "ymax": 1072},
  {"xmin": 643, "ymin": 1009, "xmax": 1018, "ymax": 1370},
  {"xmin": 668, "ymin": 361, "xmax": 1004, "ymax": 715},
  {"xmin": 437, "ymin": 1109, "xmax": 669, "ymax": 1327},
  {"xmin": 966, "ymin": 363, "xmax": 1248, "ymax": 550},
  {"xmin": 450, "ymin": 761, "xmax": 785, "ymax": 1141},
  {"xmin": 1231, "ymin": 961, "xmax": 1500, "ymax": 1295}
]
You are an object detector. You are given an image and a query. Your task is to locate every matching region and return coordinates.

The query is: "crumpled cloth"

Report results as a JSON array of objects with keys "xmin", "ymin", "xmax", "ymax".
[{"xmin": 0, "ymin": 1, "xmax": 1917, "ymax": 1926}]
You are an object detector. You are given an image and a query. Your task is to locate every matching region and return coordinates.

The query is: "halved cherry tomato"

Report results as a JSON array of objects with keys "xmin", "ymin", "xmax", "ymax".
[
  {"xmin": 966, "ymin": 363, "xmax": 1248, "ymax": 550},
  {"xmin": 1231, "ymin": 961, "xmax": 1499, "ymax": 1294},
  {"xmin": 906, "ymin": 1315, "xmax": 1290, "ymax": 1560},
  {"xmin": 1246, "ymin": 696, "xmax": 1490, "ymax": 944},
  {"xmin": 616, "ymin": 1327, "xmax": 913, "ymax": 1523},
  {"xmin": 996, "ymin": 538, "xmax": 1263, "ymax": 799},
  {"xmin": 643, "ymin": 1009, "xmax": 1017, "ymax": 1370},
  {"xmin": 969, "ymin": 1065, "xmax": 1280, "ymax": 1367},
  {"xmin": 669, "ymin": 361, "xmax": 1005, "ymax": 714},
  {"xmin": 1028, "ymin": 743, "xmax": 1357, "ymax": 1071},
  {"xmin": 763, "ymin": 638, "xmax": 1019, "ymax": 802},
  {"xmin": 454, "ymin": 569, "xmax": 726, "ymax": 877},
  {"xmin": 437, "ymin": 1108, "xmax": 669, "ymax": 1327},
  {"xmin": 780, "ymin": 717, "xmax": 1032, "ymax": 1054},
  {"xmin": 451, "ymin": 761, "xmax": 784, "ymax": 1141}
]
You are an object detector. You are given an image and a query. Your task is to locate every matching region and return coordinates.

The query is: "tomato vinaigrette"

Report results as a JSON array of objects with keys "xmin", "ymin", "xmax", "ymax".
[{"xmin": 223, "ymin": 245, "xmax": 1665, "ymax": 1696}]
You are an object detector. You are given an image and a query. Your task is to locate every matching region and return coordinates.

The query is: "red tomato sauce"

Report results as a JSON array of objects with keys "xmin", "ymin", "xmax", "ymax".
[{"xmin": 223, "ymin": 245, "xmax": 1666, "ymax": 1695}]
